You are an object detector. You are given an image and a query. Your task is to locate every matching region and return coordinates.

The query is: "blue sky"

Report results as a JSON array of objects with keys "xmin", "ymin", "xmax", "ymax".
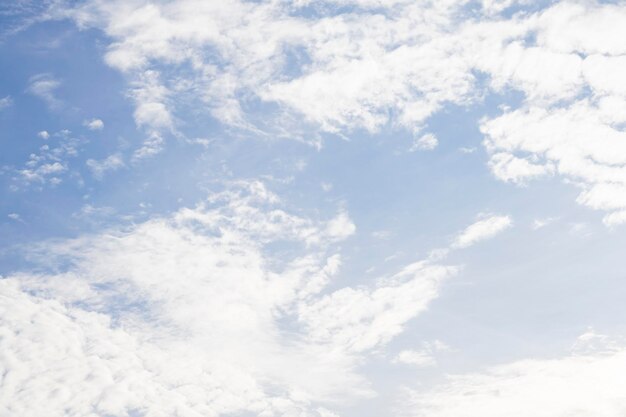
[{"xmin": 2, "ymin": 1, "xmax": 626, "ymax": 416}]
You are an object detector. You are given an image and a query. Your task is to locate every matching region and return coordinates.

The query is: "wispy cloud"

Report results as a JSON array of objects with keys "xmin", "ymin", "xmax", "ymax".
[
  {"xmin": 410, "ymin": 133, "xmax": 438, "ymax": 152},
  {"xmin": 452, "ymin": 215, "xmax": 513, "ymax": 249},
  {"xmin": 393, "ymin": 340, "xmax": 451, "ymax": 368},
  {"xmin": 0, "ymin": 95, "xmax": 13, "ymax": 110},
  {"xmin": 403, "ymin": 331, "xmax": 626, "ymax": 417},
  {"xmin": 86, "ymin": 153, "xmax": 124, "ymax": 179},
  {"xmin": 26, "ymin": 73, "xmax": 61, "ymax": 109}
]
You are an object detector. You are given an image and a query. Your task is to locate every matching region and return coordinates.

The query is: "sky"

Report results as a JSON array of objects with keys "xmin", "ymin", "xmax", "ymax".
[{"xmin": 2, "ymin": 0, "xmax": 626, "ymax": 416}]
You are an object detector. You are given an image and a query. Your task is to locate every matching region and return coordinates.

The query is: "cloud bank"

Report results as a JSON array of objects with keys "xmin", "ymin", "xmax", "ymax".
[{"xmin": 0, "ymin": 181, "xmax": 464, "ymax": 416}]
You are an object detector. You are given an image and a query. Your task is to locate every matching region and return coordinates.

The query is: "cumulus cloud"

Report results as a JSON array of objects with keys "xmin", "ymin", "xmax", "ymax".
[
  {"xmin": 12, "ymin": 130, "xmax": 83, "ymax": 188},
  {"xmin": 84, "ymin": 118, "xmax": 104, "ymax": 130},
  {"xmin": 0, "ymin": 182, "xmax": 363, "ymax": 416},
  {"xmin": 487, "ymin": 152, "xmax": 554, "ymax": 184},
  {"xmin": 51, "ymin": 0, "xmax": 626, "ymax": 223},
  {"xmin": 19, "ymin": 161, "xmax": 66, "ymax": 184},
  {"xmin": 60, "ymin": 0, "xmax": 477, "ymax": 138},
  {"xmin": 474, "ymin": 3, "xmax": 626, "ymax": 225},
  {"xmin": 452, "ymin": 215, "xmax": 512, "ymax": 249},
  {"xmin": 0, "ymin": 181, "xmax": 466, "ymax": 416},
  {"xmin": 324, "ymin": 210, "xmax": 356, "ymax": 241},
  {"xmin": 7, "ymin": 2, "xmax": 626, "ymax": 414},
  {"xmin": 482, "ymin": 101, "xmax": 626, "ymax": 225},
  {"xmin": 130, "ymin": 71, "xmax": 172, "ymax": 131}
]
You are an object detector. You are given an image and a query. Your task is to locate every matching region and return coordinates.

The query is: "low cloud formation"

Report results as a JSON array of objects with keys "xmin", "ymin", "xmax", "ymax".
[{"xmin": 0, "ymin": 181, "xmax": 462, "ymax": 416}]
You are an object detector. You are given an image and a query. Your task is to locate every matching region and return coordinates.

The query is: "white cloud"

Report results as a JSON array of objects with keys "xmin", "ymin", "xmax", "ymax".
[
  {"xmin": 488, "ymin": 152, "xmax": 554, "ymax": 185},
  {"xmin": 394, "ymin": 350, "xmax": 436, "ymax": 368},
  {"xmin": 7, "ymin": 213, "xmax": 22, "ymax": 222},
  {"xmin": 403, "ymin": 332, "xmax": 626, "ymax": 417},
  {"xmin": 324, "ymin": 210, "xmax": 356, "ymax": 241},
  {"xmin": 0, "ymin": 95, "xmax": 12, "ymax": 110},
  {"xmin": 458, "ymin": 147, "xmax": 476, "ymax": 154},
  {"xmin": 54, "ymin": 0, "xmax": 626, "ymax": 224},
  {"xmin": 394, "ymin": 341, "xmax": 451, "ymax": 368},
  {"xmin": 531, "ymin": 217, "xmax": 557, "ymax": 230},
  {"xmin": 19, "ymin": 162, "xmax": 67, "ymax": 184},
  {"xmin": 130, "ymin": 71, "xmax": 172, "ymax": 131},
  {"xmin": 11, "ymin": 130, "xmax": 83, "ymax": 189},
  {"xmin": 482, "ymin": 102, "xmax": 626, "ymax": 225},
  {"xmin": 1, "ymin": 181, "xmax": 370, "ymax": 416},
  {"xmin": 304, "ymin": 212, "xmax": 514, "ymax": 356},
  {"xmin": 299, "ymin": 261, "xmax": 456, "ymax": 353},
  {"xmin": 132, "ymin": 132, "xmax": 164, "ymax": 161},
  {"xmin": 569, "ymin": 222, "xmax": 592, "ymax": 238},
  {"xmin": 452, "ymin": 215, "xmax": 512, "ymax": 249},
  {"xmin": 372, "ymin": 230, "xmax": 392, "ymax": 240},
  {"xmin": 86, "ymin": 153, "xmax": 124, "ymax": 179},
  {"xmin": 1, "ymin": 180, "xmax": 496, "ymax": 415},
  {"xmin": 61, "ymin": 0, "xmax": 476, "ymax": 138},
  {"xmin": 84, "ymin": 118, "xmax": 104, "ymax": 130},
  {"xmin": 603, "ymin": 210, "xmax": 626, "ymax": 227},
  {"xmin": 474, "ymin": 2, "xmax": 626, "ymax": 226},
  {"xmin": 73, "ymin": 204, "xmax": 116, "ymax": 220},
  {"xmin": 410, "ymin": 133, "xmax": 438, "ymax": 152},
  {"xmin": 37, "ymin": 162, "xmax": 65, "ymax": 175},
  {"xmin": 26, "ymin": 73, "xmax": 61, "ymax": 109}
]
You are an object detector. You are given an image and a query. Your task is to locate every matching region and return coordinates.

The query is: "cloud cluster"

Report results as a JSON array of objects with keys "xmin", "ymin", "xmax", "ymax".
[
  {"xmin": 0, "ymin": 181, "xmax": 467, "ymax": 416},
  {"xmin": 49, "ymin": 0, "xmax": 626, "ymax": 223},
  {"xmin": 12, "ymin": 129, "xmax": 82, "ymax": 188}
]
